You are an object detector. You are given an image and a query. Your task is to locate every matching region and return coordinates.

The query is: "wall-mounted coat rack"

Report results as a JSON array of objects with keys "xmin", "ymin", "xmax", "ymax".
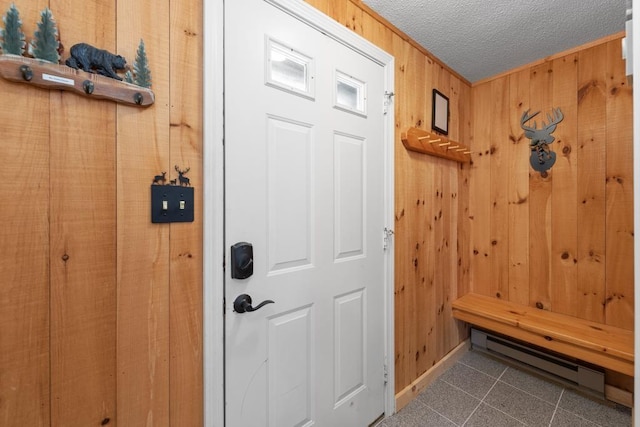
[
  {"xmin": 401, "ymin": 127, "xmax": 471, "ymax": 163},
  {"xmin": 0, "ymin": 55, "xmax": 154, "ymax": 107}
]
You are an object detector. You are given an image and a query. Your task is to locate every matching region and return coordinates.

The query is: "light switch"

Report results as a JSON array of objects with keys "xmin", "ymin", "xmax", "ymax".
[{"xmin": 151, "ymin": 185, "xmax": 194, "ymax": 223}]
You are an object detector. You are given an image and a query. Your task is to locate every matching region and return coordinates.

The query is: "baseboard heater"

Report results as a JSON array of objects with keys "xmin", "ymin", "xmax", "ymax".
[{"xmin": 470, "ymin": 328, "xmax": 605, "ymax": 398}]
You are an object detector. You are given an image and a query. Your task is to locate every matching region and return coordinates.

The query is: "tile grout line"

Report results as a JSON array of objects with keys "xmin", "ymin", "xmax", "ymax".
[
  {"xmin": 416, "ymin": 379, "xmax": 478, "ymax": 426},
  {"xmin": 495, "ymin": 368, "xmax": 563, "ymax": 406},
  {"xmin": 458, "ymin": 360, "xmax": 505, "ymax": 380},
  {"xmin": 547, "ymin": 388, "xmax": 564, "ymax": 427},
  {"xmin": 421, "ymin": 405, "xmax": 463, "ymax": 426},
  {"xmin": 460, "ymin": 366, "xmax": 508, "ymax": 426}
]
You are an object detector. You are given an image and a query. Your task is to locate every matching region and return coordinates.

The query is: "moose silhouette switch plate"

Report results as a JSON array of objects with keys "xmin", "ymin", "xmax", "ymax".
[{"xmin": 151, "ymin": 183, "xmax": 194, "ymax": 223}]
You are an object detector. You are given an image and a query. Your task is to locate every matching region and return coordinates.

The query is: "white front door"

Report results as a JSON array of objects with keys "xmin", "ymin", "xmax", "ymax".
[{"xmin": 224, "ymin": 1, "xmax": 392, "ymax": 425}]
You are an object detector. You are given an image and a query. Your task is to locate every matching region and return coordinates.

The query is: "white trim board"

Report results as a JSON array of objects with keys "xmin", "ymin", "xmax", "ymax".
[
  {"xmin": 203, "ymin": 0, "xmax": 224, "ymax": 425},
  {"xmin": 203, "ymin": 0, "xmax": 396, "ymax": 425}
]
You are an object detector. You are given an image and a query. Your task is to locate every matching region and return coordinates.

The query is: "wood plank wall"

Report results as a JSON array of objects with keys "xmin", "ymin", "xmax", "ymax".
[
  {"xmin": 0, "ymin": 0, "xmax": 203, "ymax": 424},
  {"xmin": 470, "ymin": 36, "xmax": 634, "ymax": 330},
  {"xmin": 305, "ymin": 0, "xmax": 473, "ymax": 394}
]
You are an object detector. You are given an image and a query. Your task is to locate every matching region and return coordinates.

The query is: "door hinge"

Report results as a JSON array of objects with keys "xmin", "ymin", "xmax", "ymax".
[
  {"xmin": 383, "ymin": 227, "xmax": 394, "ymax": 250},
  {"xmin": 383, "ymin": 91, "xmax": 394, "ymax": 115},
  {"xmin": 383, "ymin": 363, "xmax": 388, "ymax": 385}
]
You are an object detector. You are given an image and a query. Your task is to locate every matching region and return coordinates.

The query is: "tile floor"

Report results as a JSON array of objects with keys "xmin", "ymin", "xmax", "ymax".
[{"xmin": 378, "ymin": 350, "xmax": 632, "ymax": 427}]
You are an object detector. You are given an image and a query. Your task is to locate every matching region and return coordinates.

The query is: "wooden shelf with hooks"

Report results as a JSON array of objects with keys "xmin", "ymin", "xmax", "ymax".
[
  {"xmin": 401, "ymin": 127, "xmax": 471, "ymax": 163},
  {"xmin": 0, "ymin": 55, "xmax": 154, "ymax": 107}
]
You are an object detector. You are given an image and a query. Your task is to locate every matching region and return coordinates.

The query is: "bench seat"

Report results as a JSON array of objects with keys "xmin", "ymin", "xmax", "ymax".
[{"xmin": 452, "ymin": 293, "xmax": 634, "ymax": 376}]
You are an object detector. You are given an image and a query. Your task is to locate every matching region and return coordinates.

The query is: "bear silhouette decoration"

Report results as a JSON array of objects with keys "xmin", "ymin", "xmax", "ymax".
[{"xmin": 65, "ymin": 43, "xmax": 127, "ymax": 81}]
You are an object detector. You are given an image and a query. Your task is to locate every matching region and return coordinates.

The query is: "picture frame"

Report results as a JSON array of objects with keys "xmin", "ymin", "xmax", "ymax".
[{"xmin": 432, "ymin": 89, "xmax": 449, "ymax": 135}]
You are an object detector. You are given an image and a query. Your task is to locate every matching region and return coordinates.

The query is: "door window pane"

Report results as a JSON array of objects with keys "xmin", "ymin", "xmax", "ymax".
[
  {"xmin": 335, "ymin": 71, "xmax": 366, "ymax": 116},
  {"xmin": 266, "ymin": 37, "xmax": 315, "ymax": 99}
]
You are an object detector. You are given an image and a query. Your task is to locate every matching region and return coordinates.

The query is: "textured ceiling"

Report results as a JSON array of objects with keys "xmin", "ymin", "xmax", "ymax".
[{"xmin": 362, "ymin": 0, "xmax": 628, "ymax": 83}]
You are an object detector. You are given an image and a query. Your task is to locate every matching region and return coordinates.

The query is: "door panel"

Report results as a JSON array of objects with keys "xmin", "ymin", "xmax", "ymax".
[
  {"xmin": 266, "ymin": 116, "xmax": 314, "ymax": 273},
  {"xmin": 268, "ymin": 306, "xmax": 314, "ymax": 426},
  {"xmin": 334, "ymin": 289, "xmax": 366, "ymax": 405},
  {"xmin": 335, "ymin": 132, "xmax": 365, "ymax": 260}
]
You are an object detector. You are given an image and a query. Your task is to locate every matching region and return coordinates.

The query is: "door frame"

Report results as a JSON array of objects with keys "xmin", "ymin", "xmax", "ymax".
[{"xmin": 203, "ymin": 1, "xmax": 395, "ymax": 425}]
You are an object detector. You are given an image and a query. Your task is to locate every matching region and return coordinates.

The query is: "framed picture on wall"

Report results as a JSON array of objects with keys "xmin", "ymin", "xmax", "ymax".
[{"xmin": 432, "ymin": 89, "xmax": 449, "ymax": 135}]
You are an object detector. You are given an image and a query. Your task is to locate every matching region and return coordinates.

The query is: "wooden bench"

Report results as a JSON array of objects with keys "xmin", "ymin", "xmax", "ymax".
[{"xmin": 452, "ymin": 293, "xmax": 634, "ymax": 377}]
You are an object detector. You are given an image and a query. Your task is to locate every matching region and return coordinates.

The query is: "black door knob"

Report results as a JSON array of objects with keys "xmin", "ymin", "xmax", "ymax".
[{"xmin": 233, "ymin": 294, "xmax": 274, "ymax": 313}]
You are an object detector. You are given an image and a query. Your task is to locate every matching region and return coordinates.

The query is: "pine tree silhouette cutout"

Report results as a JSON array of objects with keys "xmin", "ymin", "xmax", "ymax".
[
  {"xmin": 1, "ymin": 3, "xmax": 25, "ymax": 55},
  {"xmin": 133, "ymin": 39, "xmax": 151, "ymax": 88},
  {"xmin": 29, "ymin": 8, "xmax": 60, "ymax": 63},
  {"xmin": 124, "ymin": 70, "xmax": 134, "ymax": 84}
]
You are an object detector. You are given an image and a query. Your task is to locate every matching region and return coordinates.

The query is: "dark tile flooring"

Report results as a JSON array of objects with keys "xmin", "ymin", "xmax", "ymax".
[{"xmin": 378, "ymin": 350, "xmax": 631, "ymax": 427}]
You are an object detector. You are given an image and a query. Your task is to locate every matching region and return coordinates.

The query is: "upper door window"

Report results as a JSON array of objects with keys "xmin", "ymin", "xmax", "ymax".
[
  {"xmin": 334, "ymin": 70, "xmax": 366, "ymax": 117},
  {"xmin": 265, "ymin": 37, "xmax": 315, "ymax": 100}
]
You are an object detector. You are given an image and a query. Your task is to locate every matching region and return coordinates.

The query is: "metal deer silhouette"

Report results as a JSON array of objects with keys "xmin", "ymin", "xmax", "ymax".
[
  {"xmin": 520, "ymin": 108, "xmax": 564, "ymax": 174},
  {"xmin": 175, "ymin": 165, "xmax": 191, "ymax": 187}
]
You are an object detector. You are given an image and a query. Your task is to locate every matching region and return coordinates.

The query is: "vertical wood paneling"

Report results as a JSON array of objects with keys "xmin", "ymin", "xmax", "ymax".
[
  {"xmin": 490, "ymin": 77, "xmax": 510, "ymax": 300},
  {"xmin": 528, "ymin": 62, "xmax": 553, "ymax": 310},
  {"xmin": 169, "ymin": 0, "xmax": 204, "ymax": 424},
  {"xmin": 448, "ymin": 163, "xmax": 464, "ymax": 344},
  {"xmin": 436, "ymin": 67, "xmax": 452, "ymax": 357},
  {"xmin": 446, "ymin": 76, "xmax": 462, "ymax": 346},
  {"xmin": 604, "ymin": 40, "xmax": 634, "ymax": 328},
  {"xmin": 449, "ymin": 77, "xmax": 461, "ymax": 142},
  {"xmin": 550, "ymin": 54, "xmax": 578, "ymax": 316},
  {"xmin": 0, "ymin": 5, "xmax": 50, "ymax": 425},
  {"xmin": 410, "ymin": 46, "xmax": 430, "ymax": 380},
  {"xmin": 345, "ymin": 0, "xmax": 364, "ymax": 36},
  {"xmin": 1, "ymin": 0, "xmax": 203, "ymax": 424},
  {"xmin": 414, "ymin": 150, "xmax": 430, "ymax": 379},
  {"xmin": 116, "ymin": 0, "xmax": 171, "ymax": 424},
  {"xmin": 362, "ymin": 10, "xmax": 393, "ymax": 55},
  {"xmin": 440, "ymin": 158, "xmax": 453, "ymax": 353},
  {"xmin": 577, "ymin": 44, "xmax": 607, "ymax": 323},
  {"xmin": 432, "ymin": 158, "xmax": 445, "ymax": 357},
  {"xmin": 507, "ymin": 69, "xmax": 530, "ymax": 306},
  {"xmin": 472, "ymin": 36, "xmax": 632, "ymax": 337},
  {"xmin": 457, "ymin": 82, "xmax": 472, "ymax": 301},
  {"xmin": 392, "ymin": 32, "xmax": 410, "ymax": 391},
  {"xmin": 49, "ymin": 1, "xmax": 117, "ymax": 424},
  {"xmin": 469, "ymin": 83, "xmax": 492, "ymax": 296},
  {"xmin": 327, "ymin": 0, "xmax": 347, "ymax": 27}
]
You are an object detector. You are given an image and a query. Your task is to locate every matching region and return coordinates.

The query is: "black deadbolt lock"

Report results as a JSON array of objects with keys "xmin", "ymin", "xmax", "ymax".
[{"xmin": 231, "ymin": 242, "xmax": 253, "ymax": 279}]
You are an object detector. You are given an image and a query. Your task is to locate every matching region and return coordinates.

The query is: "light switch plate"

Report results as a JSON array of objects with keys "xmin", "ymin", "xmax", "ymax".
[{"xmin": 151, "ymin": 185, "xmax": 194, "ymax": 223}]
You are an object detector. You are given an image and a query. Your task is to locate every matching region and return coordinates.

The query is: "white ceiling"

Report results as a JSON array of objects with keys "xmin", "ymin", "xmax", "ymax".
[{"xmin": 362, "ymin": 0, "xmax": 629, "ymax": 83}]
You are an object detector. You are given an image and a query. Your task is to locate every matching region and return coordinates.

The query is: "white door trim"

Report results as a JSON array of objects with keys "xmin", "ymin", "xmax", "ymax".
[
  {"xmin": 203, "ymin": 0, "xmax": 225, "ymax": 426},
  {"xmin": 203, "ymin": 1, "xmax": 395, "ymax": 425}
]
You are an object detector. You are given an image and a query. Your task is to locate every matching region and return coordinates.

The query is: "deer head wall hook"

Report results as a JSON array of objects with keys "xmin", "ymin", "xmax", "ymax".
[{"xmin": 520, "ymin": 107, "xmax": 564, "ymax": 176}]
